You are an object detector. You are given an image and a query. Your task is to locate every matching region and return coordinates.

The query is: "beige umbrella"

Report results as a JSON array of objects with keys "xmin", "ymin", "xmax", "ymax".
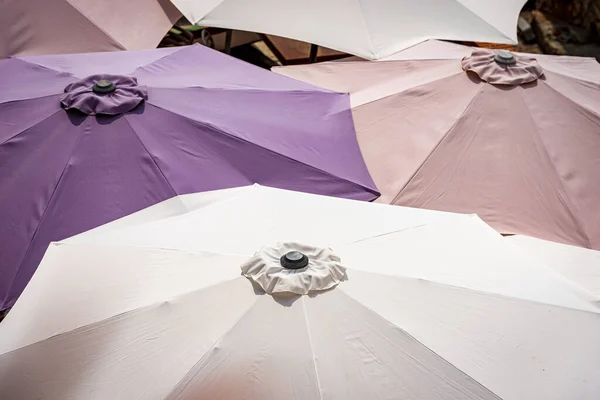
[
  {"xmin": 275, "ymin": 42, "xmax": 600, "ymax": 249},
  {"xmin": 0, "ymin": 0, "xmax": 181, "ymax": 58}
]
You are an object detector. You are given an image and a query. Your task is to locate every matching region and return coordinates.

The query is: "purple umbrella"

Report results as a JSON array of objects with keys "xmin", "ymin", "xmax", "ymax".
[{"xmin": 0, "ymin": 45, "xmax": 378, "ymax": 311}]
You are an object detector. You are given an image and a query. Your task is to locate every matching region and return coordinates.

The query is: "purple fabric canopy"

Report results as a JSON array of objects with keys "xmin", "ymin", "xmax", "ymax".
[{"xmin": 0, "ymin": 45, "xmax": 378, "ymax": 311}]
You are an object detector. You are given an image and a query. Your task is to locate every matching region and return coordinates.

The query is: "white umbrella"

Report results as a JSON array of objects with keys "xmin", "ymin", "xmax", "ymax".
[
  {"xmin": 507, "ymin": 235, "xmax": 600, "ymax": 302},
  {"xmin": 170, "ymin": 0, "xmax": 527, "ymax": 60},
  {"xmin": 1, "ymin": 185, "xmax": 598, "ymax": 399}
]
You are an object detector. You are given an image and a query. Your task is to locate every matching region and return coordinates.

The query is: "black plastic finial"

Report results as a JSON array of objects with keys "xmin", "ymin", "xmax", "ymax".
[
  {"xmin": 92, "ymin": 79, "xmax": 117, "ymax": 94},
  {"xmin": 280, "ymin": 251, "xmax": 309, "ymax": 269},
  {"xmin": 494, "ymin": 51, "xmax": 516, "ymax": 65}
]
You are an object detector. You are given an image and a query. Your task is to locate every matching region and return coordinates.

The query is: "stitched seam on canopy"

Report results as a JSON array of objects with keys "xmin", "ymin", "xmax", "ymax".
[
  {"xmin": 541, "ymin": 72, "xmax": 600, "ymax": 126},
  {"xmin": 63, "ymin": 0, "xmax": 126, "ymax": 49},
  {"xmin": 538, "ymin": 61, "xmax": 600, "ymax": 85},
  {"xmin": 351, "ymin": 64, "xmax": 463, "ymax": 108},
  {"xmin": 341, "ymin": 270, "xmax": 600, "ymax": 318},
  {"xmin": 141, "ymin": 102, "xmax": 380, "ymax": 198},
  {"xmin": 517, "ymin": 86, "xmax": 593, "ymax": 248},
  {"xmin": 0, "ymin": 93, "xmax": 64, "ymax": 107},
  {"xmin": 122, "ymin": 114, "xmax": 179, "ymax": 199},
  {"xmin": 130, "ymin": 47, "xmax": 188, "ymax": 75},
  {"xmin": 163, "ymin": 294, "xmax": 262, "ymax": 399},
  {"xmin": 301, "ymin": 297, "xmax": 324, "ymax": 400},
  {"xmin": 1, "ymin": 119, "xmax": 88, "ymax": 310},
  {"xmin": 0, "ymin": 106, "xmax": 63, "ymax": 146},
  {"xmin": 1, "ymin": 275, "xmax": 249, "ymax": 355},
  {"xmin": 135, "ymin": 48, "xmax": 330, "ymax": 93},
  {"xmin": 145, "ymin": 87, "xmax": 343, "ymax": 114},
  {"xmin": 390, "ymin": 85, "xmax": 484, "ymax": 204},
  {"xmin": 16, "ymin": 49, "xmax": 186, "ymax": 81},
  {"xmin": 335, "ymin": 288, "xmax": 504, "ymax": 399},
  {"xmin": 186, "ymin": 0, "xmax": 228, "ymax": 24},
  {"xmin": 453, "ymin": 0, "xmax": 515, "ymax": 42},
  {"xmin": 144, "ymin": 84, "xmax": 331, "ymax": 95},
  {"xmin": 354, "ymin": 0, "xmax": 377, "ymax": 59},
  {"xmin": 343, "ymin": 224, "xmax": 429, "ymax": 246},
  {"xmin": 9, "ymin": 57, "xmax": 79, "ymax": 79}
]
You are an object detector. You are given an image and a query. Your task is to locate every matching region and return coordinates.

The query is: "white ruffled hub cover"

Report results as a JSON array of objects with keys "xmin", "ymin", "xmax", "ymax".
[{"xmin": 241, "ymin": 242, "xmax": 346, "ymax": 295}]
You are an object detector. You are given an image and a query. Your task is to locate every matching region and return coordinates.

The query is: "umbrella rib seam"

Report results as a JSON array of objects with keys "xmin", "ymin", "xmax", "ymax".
[
  {"xmin": 452, "ymin": 0, "xmax": 515, "ymax": 42},
  {"xmin": 389, "ymin": 85, "xmax": 484, "ymax": 205},
  {"xmin": 516, "ymin": 85, "xmax": 593, "ymax": 248},
  {"xmin": 142, "ymin": 102, "xmax": 379, "ymax": 197},
  {"xmin": 344, "ymin": 223, "xmax": 428, "ymax": 246},
  {"xmin": 122, "ymin": 114, "xmax": 179, "ymax": 199},
  {"xmin": 541, "ymin": 66, "xmax": 600, "ymax": 87},
  {"xmin": 62, "ymin": 0, "xmax": 126, "ymax": 49},
  {"xmin": 354, "ymin": 0, "xmax": 377, "ymax": 59},
  {"xmin": 335, "ymin": 288, "xmax": 503, "ymax": 399},
  {"xmin": 0, "ymin": 93, "xmax": 65, "ymax": 108},
  {"xmin": 1, "ymin": 276, "xmax": 248, "ymax": 356},
  {"xmin": 351, "ymin": 67, "xmax": 462, "ymax": 108},
  {"xmin": 1, "ymin": 119, "xmax": 88, "ymax": 309},
  {"xmin": 131, "ymin": 47, "xmax": 188, "ymax": 75},
  {"xmin": 6, "ymin": 57, "xmax": 79, "ymax": 80},
  {"xmin": 163, "ymin": 294, "xmax": 261, "ymax": 399},
  {"xmin": 136, "ymin": 44, "xmax": 328, "ymax": 93},
  {"xmin": 301, "ymin": 297, "xmax": 325, "ymax": 400},
  {"xmin": 149, "ymin": 86, "xmax": 335, "ymax": 95},
  {"xmin": 344, "ymin": 269, "xmax": 600, "ymax": 316},
  {"xmin": 0, "ymin": 106, "xmax": 63, "ymax": 147},
  {"xmin": 541, "ymin": 73, "xmax": 600, "ymax": 125}
]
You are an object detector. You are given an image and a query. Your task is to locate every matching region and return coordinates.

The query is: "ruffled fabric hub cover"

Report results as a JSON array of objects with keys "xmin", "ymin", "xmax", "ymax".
[
  {"xmin": 241, "ymin": 242, "xmax": 347, "ymax": 295},
  {"xmin": 462, "ymin": 49, "xmax": 544, "ymax": 85},
  {"xmin": 60, "ymin": 74, "xmax": 148, "ymax": 115}
]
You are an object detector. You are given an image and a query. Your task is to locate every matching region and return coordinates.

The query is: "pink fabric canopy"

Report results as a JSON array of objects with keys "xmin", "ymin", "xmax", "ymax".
[
  {"xmin": 0, "ymin": 0, "xmax": 181, "ymax": 58},
  {"xmin": 276, "ymin": 43, "xmax": 600, "ymax": 249}
]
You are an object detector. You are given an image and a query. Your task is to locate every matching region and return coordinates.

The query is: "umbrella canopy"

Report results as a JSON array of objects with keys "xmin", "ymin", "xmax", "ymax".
[
  {"xmin": 507, "ymin": 235, "xmax": 600, "ymax": 301},
  {"xmin": 0, "ymin": 45, "xmax": 377, "ymax": 311},
  {"xmin": 0, "ymin": 185, "xmax": 598, "ymax": 399},
  {"xmin": 0, "ymin": 0, "xmax": 181, "ymax": 58},
  {"xmin": 275, "ymin": 44, "xmax": 600, "ymax": 249},
  {"xmin": 171, "ymin": 0, "xmax": 527, "ymax": 60}
]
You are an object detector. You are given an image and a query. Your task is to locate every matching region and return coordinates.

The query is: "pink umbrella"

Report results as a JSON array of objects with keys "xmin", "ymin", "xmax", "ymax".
[
  {"xmin": 0, "ymin": 0, "xmax": 181, "ymax": 58},
  {"xmin": 276, "ymin": 42, "xmax": 600, "ymax": 249}
]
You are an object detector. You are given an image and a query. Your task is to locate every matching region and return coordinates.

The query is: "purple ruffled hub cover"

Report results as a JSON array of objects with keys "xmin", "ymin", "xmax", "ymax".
[
  {"xmin": 0, "ymin": 45, "xmax": 378, "ymax": 311},
  {"xmin": 61, "ymin": 75, "xmax": 148, "ymax": 115}
]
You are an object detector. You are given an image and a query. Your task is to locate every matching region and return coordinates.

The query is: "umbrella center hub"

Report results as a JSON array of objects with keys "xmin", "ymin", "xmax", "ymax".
[
  {"xmin": 494, "ymin": 51, "xmax": 516, "ymax": 65},
  {"xmin": 242, "ymin": 243, "xmax": 347, "ymax": 296},
  {"xmin": 280, "ymin": 251, "xmax": 309, "ymax": 269},
  {"xmin": 462, "ymin": 49, "xmax": 544, "ymax": 86},
  {"xmin": 92, "ymin": 79, "xmax": 117, "ymax": 94},
  {"xmin": 60, "ymin": 74, "xmax": 148, "ymax": 116}
]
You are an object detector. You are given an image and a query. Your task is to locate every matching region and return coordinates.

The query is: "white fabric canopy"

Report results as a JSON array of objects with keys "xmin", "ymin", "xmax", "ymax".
[
  {"xmin": 1, "ymin": 185, "xmax": 598, "ymax": 399},
  {"xmin": 170, "ymin": 0, "xmax": 526, "ymax": 59},
  {"xmin": 508, "ymin": 235, "xmax": 600, "ymax": 301}
]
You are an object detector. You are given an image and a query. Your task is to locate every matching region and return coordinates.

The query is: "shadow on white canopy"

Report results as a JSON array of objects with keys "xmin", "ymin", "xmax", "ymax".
[{"xmin": 0, "ymin": 185, "xmax": 598, "ymax": 399}]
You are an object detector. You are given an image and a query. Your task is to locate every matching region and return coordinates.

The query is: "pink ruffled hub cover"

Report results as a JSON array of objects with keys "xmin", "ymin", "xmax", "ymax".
[
  {"xmin": 462, "ymin": 49, "xmax": 544, "ymax": 85},
  {"xmin": 60, "ymin": 75, "xmax": 148, "ymax": 115},
  {"xmin": 241, "ymin": 242, "xmax": 347, "ymax": 295}
]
